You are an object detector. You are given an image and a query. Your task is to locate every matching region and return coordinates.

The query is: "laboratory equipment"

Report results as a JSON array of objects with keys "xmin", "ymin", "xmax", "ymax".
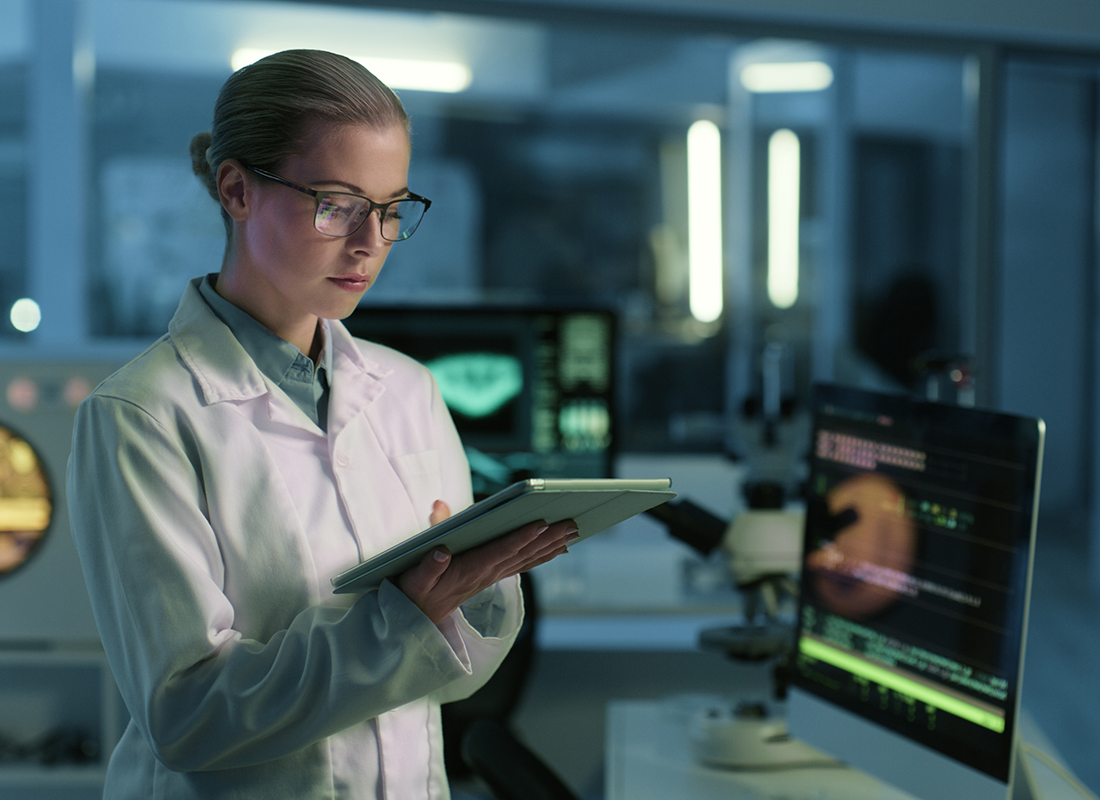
[{"xmin": 647, "ymin": 482, "xmax": 813, "ymax": 769}]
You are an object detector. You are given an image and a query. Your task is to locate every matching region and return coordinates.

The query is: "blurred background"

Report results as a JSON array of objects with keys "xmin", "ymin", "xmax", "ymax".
[{"xmin": 0, "ymin": 0, "xmax": 1098, "ymax": 798}]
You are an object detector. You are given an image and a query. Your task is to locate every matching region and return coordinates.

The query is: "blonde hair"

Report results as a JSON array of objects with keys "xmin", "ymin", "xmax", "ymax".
[{"xmin": 189, "ymin": 49, "xmax": 410, "ymax": 236}]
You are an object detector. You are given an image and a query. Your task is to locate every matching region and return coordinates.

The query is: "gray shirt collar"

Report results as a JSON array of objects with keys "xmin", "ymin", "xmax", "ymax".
[{"xmin": 197, "ymin": 273, "xmax": 331, "ymax": 430}]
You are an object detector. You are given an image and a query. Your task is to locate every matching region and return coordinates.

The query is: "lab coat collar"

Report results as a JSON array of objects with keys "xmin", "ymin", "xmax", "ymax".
[
  {"xmin": 169, "ymin": 277, "xmax": 268, "ymax": 406},
  {"xmin": 169, "ymin": 277, "xmax": 394, "ymax": 417},
  {"xmin": 322, "ymin": 316, "xmax": 393, "ymax": 431},
  {"xmin": 323, "ymin": 315, "xmax": 393, "ymax": 385}
]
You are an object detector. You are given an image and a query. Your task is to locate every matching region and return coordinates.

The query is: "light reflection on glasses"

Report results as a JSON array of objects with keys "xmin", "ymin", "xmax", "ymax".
[{"xmin": 246, "ymin": 165, "xmax": 431, "ymax": 241}]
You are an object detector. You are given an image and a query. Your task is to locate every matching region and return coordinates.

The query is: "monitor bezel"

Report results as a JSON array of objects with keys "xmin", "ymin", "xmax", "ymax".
[{"xmin": 786, "ymin": 382, "xmax": 1045, "ymax": 800}]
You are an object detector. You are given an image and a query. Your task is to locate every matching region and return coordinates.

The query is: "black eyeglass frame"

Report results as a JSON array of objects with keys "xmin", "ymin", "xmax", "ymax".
[{"xmin": 245, "ymin": 165, "xmax": 431, "ymax": 241}]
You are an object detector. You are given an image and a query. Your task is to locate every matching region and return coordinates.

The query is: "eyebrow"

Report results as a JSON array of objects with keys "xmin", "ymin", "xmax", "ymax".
[{"xmin": 315, "ymin": 179, "xmax": 411, "ymax": 201}]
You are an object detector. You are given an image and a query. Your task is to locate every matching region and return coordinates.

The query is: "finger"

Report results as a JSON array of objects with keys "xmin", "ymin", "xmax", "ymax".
[
  {"xmin": 519, "ymin": 542, "xmax": 573, "ymax": 573},
  {"xmin": 471, "ymin": 519, "xmax": 551, "ymax": 563},
  {"xmin": 479, "ymin": 529, "xmax": 580, "ymax": 583},
  {"xmin": 505, "ymin": 531, "xmax": 578, "ymax": 574},
  {"xmin": 538, "ymin": 522, "xmax": 580, "ymax": 551},
  {"xmin": 397, "ymin": 546, "xmax": 451, "ymax": 603},
  {"xmin": 433, "ymin": 519, "xmax": 580, "ymax": 598},
  {"xmin": 524, "ymin": 525, "xmax": 580, "ymax": 562},
  {"xmin": 430, "ymin": 500, "xmax": 451, "ymax": 527},
  {"xmin": 504, "ymin": 519, "xmax": 578, "ymax": 557},
  {"xmin": 507, "ymin": 522, "xmax": 579, "ymax": 564}
]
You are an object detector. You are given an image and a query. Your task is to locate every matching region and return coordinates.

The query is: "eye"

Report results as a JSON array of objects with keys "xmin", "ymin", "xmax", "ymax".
[{"xmin": 317, "ymin": 195, "xmax": 354, "ymax": 220}]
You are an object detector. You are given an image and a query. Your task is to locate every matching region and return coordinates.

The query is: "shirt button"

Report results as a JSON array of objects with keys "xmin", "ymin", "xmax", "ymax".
[{"xmin": 335, "ymin": 451, "xmax": 351, "ymax": 468}]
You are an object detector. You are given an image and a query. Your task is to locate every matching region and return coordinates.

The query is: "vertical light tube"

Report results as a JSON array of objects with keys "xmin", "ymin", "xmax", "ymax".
[
  {"xmin": 687, "ymin": 119, "xmax": 723, "ymax": 323},
  {"xmin": 768, "ymin": 128, "xmax": 801, "ymax": 309}
]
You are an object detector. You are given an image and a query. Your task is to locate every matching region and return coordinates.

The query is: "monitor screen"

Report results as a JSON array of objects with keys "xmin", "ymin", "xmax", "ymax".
[
  {"xmin": 342, "ymin": 305, "xmax": 616, "ymax": 495},
  {"xmin": 787, "ymin": 383, "xmax": 1044, "ymax": 800}
]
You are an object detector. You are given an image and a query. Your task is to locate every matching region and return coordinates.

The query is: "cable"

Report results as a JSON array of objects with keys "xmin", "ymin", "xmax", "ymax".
[{"xmin": 1018, "ymin": 742, "xmax": 1099, "ymax": 800}]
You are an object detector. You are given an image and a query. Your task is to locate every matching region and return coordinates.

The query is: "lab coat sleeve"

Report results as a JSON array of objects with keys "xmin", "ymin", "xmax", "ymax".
[
  {"xmin": 67, "ymin": 393, "xmax": 478, "ymax": 773},
  {"xmin": 429, "ymin": 576, "xmax": 525, "ymax": 705}
]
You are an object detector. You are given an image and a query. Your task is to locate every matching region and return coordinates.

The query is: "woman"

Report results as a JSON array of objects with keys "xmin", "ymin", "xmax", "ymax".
[{"xmin": 67, "ymin": 49, "xmax": 576, "ymax": 799}]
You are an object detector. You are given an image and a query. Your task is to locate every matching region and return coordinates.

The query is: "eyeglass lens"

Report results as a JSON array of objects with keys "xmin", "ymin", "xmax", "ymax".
[{"xmin": 314, "ymin": 194, "xmax": 425, "ymax": 241}]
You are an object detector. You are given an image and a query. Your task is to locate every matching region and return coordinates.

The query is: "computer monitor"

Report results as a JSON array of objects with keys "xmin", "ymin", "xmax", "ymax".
[
  {"xmin": 787, "ymin": 383, "xmax": 1044, "ymax": 800},
  {"xmin": 342, "ymin": 305, "xmax": 616, "ymax": 495}
]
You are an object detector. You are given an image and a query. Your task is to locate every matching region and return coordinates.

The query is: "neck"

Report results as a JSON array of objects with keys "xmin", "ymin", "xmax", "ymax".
[
  {"xmin": 307, "ymin": 321, "xmax": 324, "ymax": 365},
  {"xmin": 213, "ymin": 271, "xmax": 320, "ymax": 357}
]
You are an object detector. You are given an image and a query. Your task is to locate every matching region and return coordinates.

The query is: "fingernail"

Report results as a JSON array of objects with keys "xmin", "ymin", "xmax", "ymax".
[
  {"xmin": 564, "ymin": 527, "xmax": 579, "ymax": 537},
  {"xmin": 433, "ymin": 548, "xmax": 450, "ymax": 562},
  {"xmin": 536, "ymin": 525, "xmax": 550, "ymax": 535}
]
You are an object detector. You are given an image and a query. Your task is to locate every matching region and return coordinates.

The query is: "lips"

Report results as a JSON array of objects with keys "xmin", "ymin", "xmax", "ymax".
[{"xmin": 329, "ymin": 275, "xmax": 371, "ymax": 291}]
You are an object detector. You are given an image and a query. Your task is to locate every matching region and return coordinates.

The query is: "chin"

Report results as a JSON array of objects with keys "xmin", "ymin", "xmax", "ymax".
[{"xmin": 321, "ymin": 295, "xmax": 368, "ymax": 322}]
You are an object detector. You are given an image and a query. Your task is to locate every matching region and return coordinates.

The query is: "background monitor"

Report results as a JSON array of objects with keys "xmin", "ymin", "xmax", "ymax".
[
  {"xmin": 0, "ymin": 422, "xmax": 53, "ymax": 577},
  {"xmin": 0, "ymin": 360, "xmax": 123, "ymax": 644},
  {"xmin": 343, "ymin": 305, "xmax": 616, "ymax": 496},
  {"xmin": 787, "ymin": 382, "xmax": 1044, "ymax": 800}
]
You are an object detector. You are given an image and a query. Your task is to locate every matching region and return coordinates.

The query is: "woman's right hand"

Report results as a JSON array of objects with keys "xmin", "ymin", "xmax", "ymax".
[{"xmin": 396, "ymin": 503, "xmax": 578, "ymax": 625}]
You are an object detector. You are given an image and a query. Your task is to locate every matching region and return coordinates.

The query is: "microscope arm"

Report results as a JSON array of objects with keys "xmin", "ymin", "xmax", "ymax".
[{"xmin": 645, "ymin": 498, "xmax": 728, "ymax": 557}]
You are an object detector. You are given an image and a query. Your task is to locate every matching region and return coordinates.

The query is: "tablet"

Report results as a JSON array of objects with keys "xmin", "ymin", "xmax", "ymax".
[{"xmin": 331, "ymin": 477, "xmax": 675, "ymax": 594}]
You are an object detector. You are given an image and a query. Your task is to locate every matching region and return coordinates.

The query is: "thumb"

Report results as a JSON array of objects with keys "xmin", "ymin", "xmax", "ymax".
[
  {"xmin": 430, "ymin": 500, "xmax": 451, "ymax": 527},
  {"xmin": 401, "ymin": 546, "xmax": 451, "ymax": 597}
]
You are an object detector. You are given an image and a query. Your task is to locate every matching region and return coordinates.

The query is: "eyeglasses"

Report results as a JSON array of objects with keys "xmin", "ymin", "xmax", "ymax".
[{"xmin": 246, "ymin": 165, "xmax": 431, "ymax": 241}]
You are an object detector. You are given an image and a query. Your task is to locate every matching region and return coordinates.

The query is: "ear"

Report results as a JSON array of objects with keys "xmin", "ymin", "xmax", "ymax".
[{"xmin": 216, "ymin": 159, "xmax": 251, "ymax": 223}]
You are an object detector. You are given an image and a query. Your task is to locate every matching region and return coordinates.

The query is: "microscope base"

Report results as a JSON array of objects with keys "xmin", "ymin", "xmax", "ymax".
[{"xmin": 689, "ymin": 701, "xmax": 837, "ymax": 770}]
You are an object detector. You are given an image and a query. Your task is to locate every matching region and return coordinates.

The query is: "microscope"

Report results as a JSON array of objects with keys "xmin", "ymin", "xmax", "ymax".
[
  {"xmin": 648, "ymin": 486, "xmax": 833, "ymax": 769},
  {"xmin": 645, "ymin": 341, "xmax": 832, "ymax": 769}
]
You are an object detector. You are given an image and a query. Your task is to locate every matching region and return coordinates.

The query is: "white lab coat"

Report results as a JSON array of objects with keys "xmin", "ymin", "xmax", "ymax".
[{"xmin": 67, "ymin": 277, "xmax": 522, "ymax": 799}]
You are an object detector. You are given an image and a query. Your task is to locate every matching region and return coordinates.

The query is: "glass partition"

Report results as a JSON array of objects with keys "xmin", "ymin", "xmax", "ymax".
[
  {"xmin": 10, "ymin": 0, "xmax": 1055, "ymax": 605},
  {"xmin": 0, "ymin": 0, "xmax": 27, "ymax": 341},
  {"xmin": 75, "ymin": 3, "xmax": 981, "ymax": 467}
]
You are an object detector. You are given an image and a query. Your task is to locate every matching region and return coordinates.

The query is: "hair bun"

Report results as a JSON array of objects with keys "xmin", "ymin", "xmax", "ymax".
[
  {"xmin": 189, "ymin": 132, "xmax": 212, "ymax": 173},
  {"xmin": 189, "ymin": 132, "xmax": 218, "ymax": 199}
]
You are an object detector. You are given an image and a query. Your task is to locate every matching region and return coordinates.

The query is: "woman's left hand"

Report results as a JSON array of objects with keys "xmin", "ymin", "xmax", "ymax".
[{"xmin": 396, "ymin": 500, "xmax": 578, "ymax": 625}]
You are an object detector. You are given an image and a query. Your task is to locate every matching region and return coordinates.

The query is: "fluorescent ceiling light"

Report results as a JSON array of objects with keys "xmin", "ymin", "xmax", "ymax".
[
  {"xmin": 767, "ymin": 129, "xmax": 800, "ymax": 309},
  {"xmin": 231, "ymin": 49, "xmax": 472, "ymax": 93},
  {"xmin": 740, "ymin": 61, "xmax": 833, "ymax": 93},
  {"xmin": 687, "ymin": 119, "xmax": 723, "ymax": 324}
]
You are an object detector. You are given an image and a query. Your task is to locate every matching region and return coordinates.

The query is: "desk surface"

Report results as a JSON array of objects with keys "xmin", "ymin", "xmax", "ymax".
[
  {"xmin": 605, "ymin": 698, "xmax": 1086, "ymax": 800},
  {"xmin": 605, "ymin": 697, "xmax": 919, "ymax": 800}
]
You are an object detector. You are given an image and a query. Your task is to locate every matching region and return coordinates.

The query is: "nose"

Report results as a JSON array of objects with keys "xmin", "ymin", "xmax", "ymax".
[{"xmin": 348, "ymin": 208, "xmax": 388, "ymax": 253}]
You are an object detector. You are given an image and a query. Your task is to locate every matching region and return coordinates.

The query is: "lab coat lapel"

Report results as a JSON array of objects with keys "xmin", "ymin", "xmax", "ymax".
[{"xmin": 326, "ymin": 322, "xmax": 425, "ymax": 558}]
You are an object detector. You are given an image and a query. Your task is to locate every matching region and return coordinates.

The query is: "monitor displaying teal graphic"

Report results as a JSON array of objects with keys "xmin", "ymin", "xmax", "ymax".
[
  {"xmin": 427, "ymin": 352, "xmax": 523, "ymax": 420},
  {"xmin": 344, "ymin": 305, "xmax": 616, "ymax": 493}
]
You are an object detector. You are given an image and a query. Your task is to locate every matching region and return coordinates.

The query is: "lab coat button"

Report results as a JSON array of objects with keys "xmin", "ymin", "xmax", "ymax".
[{"xmin": 335, "ymin": 451, "xmax": 351, "ymax": 468}]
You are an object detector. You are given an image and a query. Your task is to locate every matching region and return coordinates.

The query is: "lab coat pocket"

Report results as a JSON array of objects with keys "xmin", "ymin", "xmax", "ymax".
[{"xmin": 392, "ymin": 449, "xmax": 442, "ymax": 527}]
